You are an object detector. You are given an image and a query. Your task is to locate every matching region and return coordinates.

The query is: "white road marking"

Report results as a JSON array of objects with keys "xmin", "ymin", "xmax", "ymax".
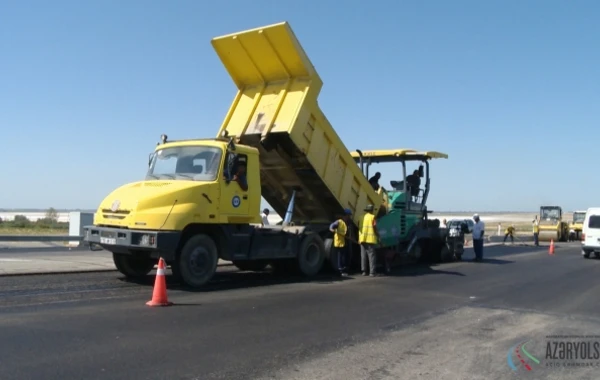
[{"xmin": 0, "ymin": 258, "xmax": 33, "ymax": 262}]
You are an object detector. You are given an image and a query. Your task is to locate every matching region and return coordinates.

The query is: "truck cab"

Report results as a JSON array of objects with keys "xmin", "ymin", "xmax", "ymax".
[
  {"xmin": 93, "ymin": 136, "xmax": 261, "ymax": 232},
  {"xmin": 85, "ymin": 136, "xmax": 265, "ymax": 281}
]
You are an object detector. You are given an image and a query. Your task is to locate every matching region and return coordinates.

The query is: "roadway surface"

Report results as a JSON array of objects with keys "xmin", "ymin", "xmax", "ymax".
[{"xmin": 1, "ymin": 242, "xmax": 599, "ymax": 380}]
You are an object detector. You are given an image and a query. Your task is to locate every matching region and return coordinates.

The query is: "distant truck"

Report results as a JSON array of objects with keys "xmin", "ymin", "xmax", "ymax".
[{"xmin": 83, "ymin": 22, "xmax": 452, "ymax": 288}]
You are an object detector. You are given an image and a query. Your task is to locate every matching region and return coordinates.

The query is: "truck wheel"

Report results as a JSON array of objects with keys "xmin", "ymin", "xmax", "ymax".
[
  {"xmin": 175, "ymin": 234, "xmax": 218, "ymax": 288},
  {"xmin": 323, "ymin": 238, "xmax": 338, "ymax": 272},
  {"xmin": 112, "ymin": 253, "xmax": 156, "ymax": 278},
  {"xmin": 412, "ymin": 242, "xmax": 423, "ymax": 262},
  {"xmin": 582, "ymin": 250, "xmax": 591, "ymax": 259},
  {"xmin": 233, "ymin": 260, "xmax": 268, "ymax": 272},
  {"xmin": 439, "ymin": 244, "xmax": 453, "ymax": 262},
  {"xmin": 297, "ymin": 233, "xmax": 326, "ymax": 276}
]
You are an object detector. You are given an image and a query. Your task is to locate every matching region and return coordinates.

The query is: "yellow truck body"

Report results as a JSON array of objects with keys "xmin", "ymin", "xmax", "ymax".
[{"xmin": 211, "ymin": 22, "xmax": 384, "ymax": 227}]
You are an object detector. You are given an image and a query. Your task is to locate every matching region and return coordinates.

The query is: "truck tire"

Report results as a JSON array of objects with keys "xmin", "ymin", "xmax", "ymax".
[
  {"xmin": 411, "ymin": 241, "xmax": 423, "ymax": 262},
  {"xmin": 439, "ymin": 244, "xmax": 453, "ymax": 262},
  {"xmin": 174, "ymin": 234, "xmax": 218, "ymax": 288},
  {"xmin": 112, "ymin": 253, "xmax": 156, "ymax": 278},
  {"xmin": 323, "ymin": 238, "xmax": 338, "ymax": 272},
  {"xmin": 582, "ymin": 249, "xmax": 591, "ymax": 259},
  {"xmin": 297, "ymin": 233, "xmax": 326, "ymax": 276},
  {"xmin": 233, "ymin": 260, "xmax": 268, "ymax": 272}
]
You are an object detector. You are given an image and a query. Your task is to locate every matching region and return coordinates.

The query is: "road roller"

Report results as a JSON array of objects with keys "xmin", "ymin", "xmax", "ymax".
[
  {"xmin": 569, "ymin": 210, "xmax": 586, "ymax": 241},
  {"xmin": 537, "ymin": 205, "xmax": 569, "ymax": 242}
]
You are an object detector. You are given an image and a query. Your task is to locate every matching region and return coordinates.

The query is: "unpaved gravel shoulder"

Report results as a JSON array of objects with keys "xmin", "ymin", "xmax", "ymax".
[{"xmin": 257, "ymin": 305, "xmax": 600, "ymax": 380}]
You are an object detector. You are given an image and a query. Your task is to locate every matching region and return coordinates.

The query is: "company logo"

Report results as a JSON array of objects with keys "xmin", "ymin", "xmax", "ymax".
[
  {"xmin": 507, "ymin": 340, "xmax": 540, "ymax": 372},
  {"xmin": 232, "ymin": 196, "xmax": 241, "ymax": 208},
  {"xmin": 507, "ymin": 336, "xmax": 600, "ymax": 374},
  {"xmin": 111, "ymin": 200, "xmax": 120, "ymax": 212}
]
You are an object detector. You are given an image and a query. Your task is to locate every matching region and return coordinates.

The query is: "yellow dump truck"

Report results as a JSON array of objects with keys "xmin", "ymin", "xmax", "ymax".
[
  {"xmin": 84, "ymin": 22, "xmax": 451, "ymax": 288},
  {"xmin": 84, "ymin": 22, "xmax": 388, "ymax": 288},
  {"xmin": 537, "ymin": 205, "xmax": 569, "ymax": 242}
]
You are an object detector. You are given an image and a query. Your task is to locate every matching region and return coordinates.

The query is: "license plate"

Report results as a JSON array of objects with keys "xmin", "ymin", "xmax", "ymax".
[{"xmin": 100, "ymin": 237, "xmax": 116, "ymax": 245}]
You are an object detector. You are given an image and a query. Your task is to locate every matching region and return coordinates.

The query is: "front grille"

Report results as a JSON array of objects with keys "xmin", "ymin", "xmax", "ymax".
[
  {"xmin": 102, "ymin": 214, "xmax": 127, "ymax": 220},
  {"xmin": 101, "ymin": 209, "xmax": 131, "ymax": 214}
]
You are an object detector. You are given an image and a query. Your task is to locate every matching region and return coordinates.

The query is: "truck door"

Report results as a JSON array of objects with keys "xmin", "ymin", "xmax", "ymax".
[{"xmin": 221, "ymin": 152, "xmax": 250, "ymax": 217}]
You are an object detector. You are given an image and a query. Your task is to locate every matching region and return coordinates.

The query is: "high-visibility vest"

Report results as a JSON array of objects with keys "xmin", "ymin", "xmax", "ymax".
[
  {"xmin": 533, "ymin": 221, "xmax": 539, "ymax": 233},
  {"xmin": 505, "ymin": 227, "xmax": 514, "ymax": 234},
  {"xmin": 333, "ymin": 219, "xmax": 347, "ymax": 248},
  {"xmin": 359, "ymin": 213, "xmax": 378, "ymax": 244}
]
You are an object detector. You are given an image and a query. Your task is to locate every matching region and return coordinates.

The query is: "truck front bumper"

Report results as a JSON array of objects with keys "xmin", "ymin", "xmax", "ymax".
[{"xmin": 83, "ymin": 225, "xmax": 181, "ymax": 261}]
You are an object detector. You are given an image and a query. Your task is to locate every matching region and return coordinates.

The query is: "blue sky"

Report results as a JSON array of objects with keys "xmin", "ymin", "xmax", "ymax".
[{"xmin": 1, "ymin": 0, "xmax": 598, "ymax": 212}]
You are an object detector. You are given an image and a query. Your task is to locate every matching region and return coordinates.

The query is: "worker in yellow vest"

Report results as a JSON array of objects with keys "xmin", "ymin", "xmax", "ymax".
[
  {"xmin": 532, "ymin": 215, "xmax": 540, "ymax": 246},
  {"xmin": 503, "ymin": 225, "xmax": 515, "ymax": 244},
  {"xmin": 329, "ymin": 208, "xmax": 353, "ymax": 276},
  {"xmin": 359, "ymin": 204, "xmax": 380, "ymax": 277}
]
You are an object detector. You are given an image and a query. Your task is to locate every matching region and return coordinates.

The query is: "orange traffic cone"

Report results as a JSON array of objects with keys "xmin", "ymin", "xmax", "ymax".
[
  {"xmin": 549, "ymin": 239, "xmax": 555, "ymax": 255},
  {"xmin": 146, "ymin": 258, "xmax": 173, "ymax": 307}
]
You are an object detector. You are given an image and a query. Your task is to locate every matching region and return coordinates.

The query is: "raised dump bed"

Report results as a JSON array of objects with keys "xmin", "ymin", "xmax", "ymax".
[{"xmin": 211, "ymin": 22, "xmax": 383, "ymax": 227}]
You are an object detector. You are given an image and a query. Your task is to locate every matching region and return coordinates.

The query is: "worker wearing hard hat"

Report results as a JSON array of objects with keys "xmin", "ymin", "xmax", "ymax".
[
  {"xmin": 471, "ymin": 214, "xmax": 485, "ymax": 261},
  {"xmin": 503, "ymin": 225, "xmax": 515, "ymax": 244},
  {"xmin": 359, "ymin": 204, "xmax": 380, "ymax": 276},
  {"xmin": 532, "ymin": 215, "xmax": 540, "ymax": 246},
  {"xmin": 329, "ymin": 208, "xmax": 353, "ymax": 277}
]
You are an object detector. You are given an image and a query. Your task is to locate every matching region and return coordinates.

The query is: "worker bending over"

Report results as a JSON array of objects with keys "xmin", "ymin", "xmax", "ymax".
[
  {"xmin": 329, "ymin": 209, "xmax": 353, "ymax": 277},
  {"xmin": 503, "ymin": 225, "xmax": 515, "ymax": 244}
]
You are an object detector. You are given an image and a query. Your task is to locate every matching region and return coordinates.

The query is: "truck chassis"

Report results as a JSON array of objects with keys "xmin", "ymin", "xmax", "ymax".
[
  {"xmin": 86, "ymin": 217, "xmax": 461, "ymax": 289},
  {"xmin": 86, "ymin": 222, "xmax": 334, "ymax": 288}
]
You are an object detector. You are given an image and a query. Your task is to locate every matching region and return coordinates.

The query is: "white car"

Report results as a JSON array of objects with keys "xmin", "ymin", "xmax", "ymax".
[{"xmin": 582, "ymin": 207, "xmax": 600, "ymax": 259}]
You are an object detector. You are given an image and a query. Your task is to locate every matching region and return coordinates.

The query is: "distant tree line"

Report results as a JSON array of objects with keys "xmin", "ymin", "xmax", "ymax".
[{"xmin": 0, "ymin": 208, "xmax": 68, "ymax": 230}]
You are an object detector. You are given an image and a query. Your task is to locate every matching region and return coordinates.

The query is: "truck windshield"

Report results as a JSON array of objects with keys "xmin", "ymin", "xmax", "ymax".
[
  {"xmin": 146, "ymin": 146, "xmax": 223, "ymax": 181},
  {"xmin": 573, "ymin": 213, "xmax": 585, "ymax": 223}
]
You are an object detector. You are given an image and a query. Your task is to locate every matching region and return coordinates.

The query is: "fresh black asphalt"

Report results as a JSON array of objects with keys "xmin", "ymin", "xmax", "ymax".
[{"xmin": 0, "ymin": 242, "xmax": 598, "ymax": 380}]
